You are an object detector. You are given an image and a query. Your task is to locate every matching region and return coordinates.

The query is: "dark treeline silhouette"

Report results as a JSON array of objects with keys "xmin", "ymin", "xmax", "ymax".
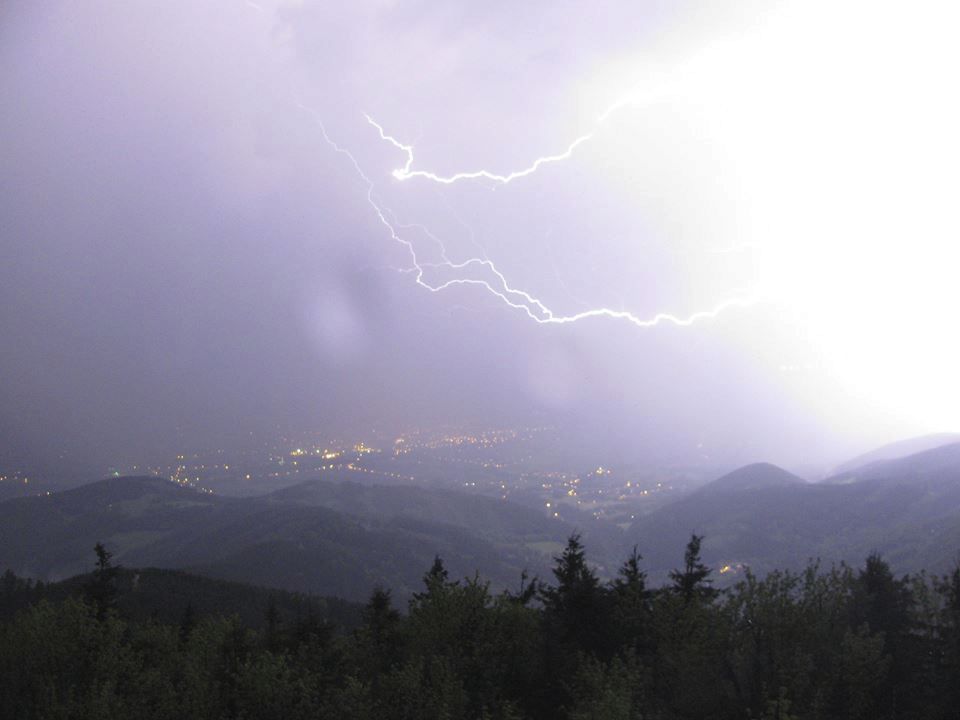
[{"xmin": 3, "ymin": 534, "xmax": 960, "ymax": 719}]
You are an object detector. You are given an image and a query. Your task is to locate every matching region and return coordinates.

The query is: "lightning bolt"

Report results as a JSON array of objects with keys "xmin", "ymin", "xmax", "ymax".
[
  {"xmin": 298, "ymin": 90, "xmax": 758, "ymax": 328},
  {"xmin": 361, "ymin": 57, "xmax": 703, "ymax": 187},
  {"xmin": 297, "ymin": 101, "xmax": 563, "ymax": 323},
  {"xmin": 367, "ymin": 113, "xmax": 600, "ymax": 186},
  {"xmin": 364, "ymin": 81, "xmax": 669, "ymax": 185}
]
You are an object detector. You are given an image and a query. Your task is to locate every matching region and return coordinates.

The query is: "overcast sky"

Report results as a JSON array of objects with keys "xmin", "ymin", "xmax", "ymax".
[{"xmin": 3, "ymin": 0, "xmax": 958, "ymax": 474}]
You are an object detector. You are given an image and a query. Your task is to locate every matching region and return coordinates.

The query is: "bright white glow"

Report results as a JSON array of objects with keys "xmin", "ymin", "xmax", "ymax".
[
  {"xmin": 662, "ymin": 0, "xmax": 960, "ymax": 430},
  {"xmin": 310, "ymin": 0, "xmax": 960, "ymax": 433}
]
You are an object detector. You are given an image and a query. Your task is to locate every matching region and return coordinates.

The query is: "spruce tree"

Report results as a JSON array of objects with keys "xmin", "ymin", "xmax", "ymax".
[
  {"xmin": 85, "ymin": 542, "xmax": 119, "ymax": 620},
  {"xmin": 669, "ymin": 534, "xmax": 716, "ymax": 603}
]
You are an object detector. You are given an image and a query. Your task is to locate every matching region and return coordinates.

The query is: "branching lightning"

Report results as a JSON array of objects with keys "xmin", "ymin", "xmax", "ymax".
[
  {"xmin": 278, "ymin": 0, "xmax": 960, "ymax": 431},
  {"xmin": 366, "ymin": 113, "xmax": 600, "ymax": 186},
  {"xmin": 298, "ymin": 86, "xmax": 757, "ymax": 329},
  {"xmin": 364, "ymin": 81, "xmax": 668, "ymax": 186}
]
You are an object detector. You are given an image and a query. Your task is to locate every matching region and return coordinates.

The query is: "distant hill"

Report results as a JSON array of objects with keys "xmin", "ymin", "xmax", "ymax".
[
  {"xmin": 697, "ymin": 462, "xmax": 805, "ymax": 495},
  {"xmin": 0, "ymin": 476, "xmax": 223, "ymax": 580},
  {"xmin": 266, "ymin": 478, "xmax": 628, "ymax": 571},
  {"xmin": 629, "ymin": 445, "xmax": 960, "ymax": 583},
  {"xmin": 0, "ymin": 476, "xmax": 569, "ymax": 602},
  {"xmin": 12, "ymin": 444, "xmax": 960, "ymax": 604},
  {"xmin": 827, "ymin": 441, "xmax": 960, "ymax": 485},
  {"xmin": 833, "ymin": 433, "xmax": 960, "ymax": 476},
  {"xmin": 269, "ymin": 479, "xmax": 567, "ymax": 542}
]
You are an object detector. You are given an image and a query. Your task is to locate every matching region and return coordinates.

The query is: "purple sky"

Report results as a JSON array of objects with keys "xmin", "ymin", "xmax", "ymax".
[{"xmin": 3, "ymin": 0, "xmax": 958, "ymax": 474}]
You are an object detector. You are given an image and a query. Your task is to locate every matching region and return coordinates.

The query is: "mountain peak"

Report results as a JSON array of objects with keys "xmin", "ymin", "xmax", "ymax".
[{"xmin": 701, "ymin": 462, "xmax": 805, "ymax": 494}]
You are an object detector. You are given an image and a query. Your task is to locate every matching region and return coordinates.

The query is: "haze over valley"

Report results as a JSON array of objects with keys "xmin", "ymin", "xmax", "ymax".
[{"xmin": 4, "ymin": 432, "xmax": 960, "ymax": 602}]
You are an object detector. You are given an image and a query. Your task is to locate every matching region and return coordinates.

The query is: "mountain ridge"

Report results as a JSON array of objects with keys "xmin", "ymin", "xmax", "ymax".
[{"xmin": 0, "ymin": 475, "xmax": 564, "ymax": 601}]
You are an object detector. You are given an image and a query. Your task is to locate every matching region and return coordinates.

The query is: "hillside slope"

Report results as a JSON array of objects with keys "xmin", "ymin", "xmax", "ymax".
[
  {"xmin": 630, "ymin": 448, "xmax": 960, "ymax": 581},
  {"xmin": 0, "ymin": 477, "xmax": 560, "ymax": 601},
  {"xmin": 833, "ymin": 434, "xmax": 960, "ymax": 475}
]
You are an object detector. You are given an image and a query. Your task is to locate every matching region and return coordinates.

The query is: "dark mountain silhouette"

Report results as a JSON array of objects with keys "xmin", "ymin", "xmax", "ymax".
[
  {"xmin": 630, "ymin": 444, "xmax": 960, "ymax": 581},
  {"xmin": 832, "ymin": 433, "xmax": 960, "ymax": 476},
  {"xmin": 697, "ymin": 462, "xmax": 805, "ymax": 494},
  {"xmin": 8, "ymin": 440, "xmax": 960, "ymax": 601},
  {"xmin": 827, "ymin": 440, "xmax": 960, "ymax": 486},
  {"xmin": 0, "ymin": 476, "xmax": 560, "ymax": 601},
  {"xmin": 269, "ymin": 479, "xmax": 567, "ymax": 542}
]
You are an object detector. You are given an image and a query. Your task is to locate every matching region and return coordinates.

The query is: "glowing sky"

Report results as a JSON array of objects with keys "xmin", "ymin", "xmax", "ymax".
[{"xmin": 2, "ymin": 0, "xmax": 957, "ymax": 471}]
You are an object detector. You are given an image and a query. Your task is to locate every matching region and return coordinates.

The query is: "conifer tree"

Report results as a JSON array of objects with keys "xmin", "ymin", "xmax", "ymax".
[
  {"xmin": 669, "ymin": 534, "xmax": 716, "ymax": 603},
  {"xmin": 611, "ymin": 546, "xmax": 651, "ymax": 655},
  {"xmin": 85, "ymin": 542, "xmax": 119, "ymax": 621}
]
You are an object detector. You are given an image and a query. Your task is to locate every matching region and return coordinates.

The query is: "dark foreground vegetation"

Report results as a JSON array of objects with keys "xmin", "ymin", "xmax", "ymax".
[{"xmin": 3, "ymin": 536, "xmax": 960, "ymax": 720}]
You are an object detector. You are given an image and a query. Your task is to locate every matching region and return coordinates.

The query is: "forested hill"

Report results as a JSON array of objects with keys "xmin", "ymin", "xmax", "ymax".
[
  {"xmin": 629, "ymin": 442, "xmax": 960, "ymax": 581},
  {"xmin": 0, "ymin": 476, "xmax": 571, "ymax": 600},
  {"xmin": 6, "ymin": 440, "xmax": 960, "ymax": 601},
  {"xmin": 2, "ymin": 535, "xmax": 959, "ymax": 720},
  {"xmin": 0, "ymin": 565, "xmax": 363, "ymax": 630}
]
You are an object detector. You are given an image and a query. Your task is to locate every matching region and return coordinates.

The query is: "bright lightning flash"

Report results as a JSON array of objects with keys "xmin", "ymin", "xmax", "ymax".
[
  {"xmin": 301, "ymin": 57, "xmax": 753, "ymax": 330},
  {"xmin": 306, "ymin": 0, "xmax": 960, "ymax": 434},
  {"xmin": 304, "ymin": 97, "xmax": 754, "ymax": 328}
]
